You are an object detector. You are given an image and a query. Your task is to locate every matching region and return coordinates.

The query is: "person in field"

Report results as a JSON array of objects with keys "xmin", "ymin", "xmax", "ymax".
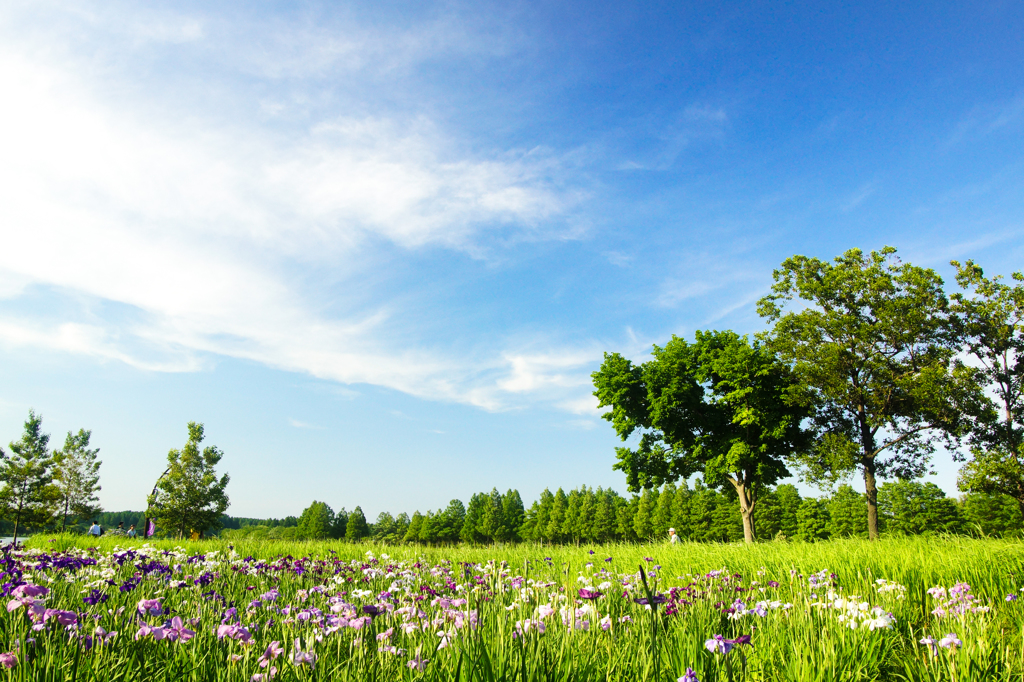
[
  {"xmin": 127, "ymin": 525, "xmax": 137, "ymax": 538},
  {"xmin": 669, "ymin": 527, "xmax": 678, "ymax": 544},
  {"xmin": 88, "ymin": 521, "xmax": 101, "ymax": 537}
]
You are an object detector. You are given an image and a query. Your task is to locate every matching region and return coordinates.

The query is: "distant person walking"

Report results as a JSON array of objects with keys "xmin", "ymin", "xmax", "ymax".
[
  {"xmin": 112, "ymin": 522, "xmax": 126, "ymax": 536},
  {"xmin": 88, "ymin": 521, "xmax": 101, "ymax": 537},
  {"xmin": 127, "ymin": 525, "xmax": 137, "ymax": 538},
  {"xmin": 669, "ymin": 527, "xmax": 678, "ymax": 544}
]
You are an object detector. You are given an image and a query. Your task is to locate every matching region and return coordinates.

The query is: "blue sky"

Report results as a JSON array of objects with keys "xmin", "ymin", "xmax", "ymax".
[{"xmin": 1, "ymin": 0, "xmax": 1023, "ymax": 519}]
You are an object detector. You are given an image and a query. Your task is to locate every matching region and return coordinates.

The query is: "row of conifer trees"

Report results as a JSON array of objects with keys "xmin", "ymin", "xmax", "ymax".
[{"xmin": 222, "ymin": 480, "xmax": 1021, "ymax": 543}]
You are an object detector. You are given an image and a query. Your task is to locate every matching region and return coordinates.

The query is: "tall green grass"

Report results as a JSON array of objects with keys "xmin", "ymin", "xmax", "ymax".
[{"xmin": 11, "ymin": 535, "xmax": 1024, "ymax": 681}]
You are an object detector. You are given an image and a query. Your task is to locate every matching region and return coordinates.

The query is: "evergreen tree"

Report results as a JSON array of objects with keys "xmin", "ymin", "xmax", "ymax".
[
  {"xmin": 501, "ymin": 490, "xmax": 525, "ymax": 542},
  {"xmin": 654, "ymin": 483, "xmax": 676, "ymax": 539},
  {"xmin": 531, "ymin": 489, "xmax": 554, "ymax": 542},
  {"xmin": 546, "ymin": 488, "xmax": 568, "ymax": 542},
  {"xmin": 796, "ymin": 498, "xmax": 830, "ymax": 542},
  {"xmin": 672, "ymin": 482, "xmax": 693, "ymax": 539},
  {"xmin": 563, "ymin": 488, "xmax": 585, "ymax": 543},
  {"xmin": 481, "ymin": 488, "xmax": 506, "ymax": 542},
  {"xmin": 593, "ymin": 488, "xmax": 619, "ymax": 542},
  {"xmin": 688, "ymin": 481, "xmax": 717, "ymax": 541},
  {"xmin": 774, "ymin": 484, "xmax": 802, "ymax": 538},
  {"xmin": 633, "ymin": 488, "xmax": 657, "ymax": 540},
  {"xmin": 394, "ymin": 512, "xmax": 411, "ymax": 540},
  {"xmin": 754, "ymin": 488, "xmax": 783, "ymax": 539},
  {"xmin": 332, "ymin": 508, "xmax": 348, "ymax": 539},
  {"xmin": 372, "ymin": 512, "xmax": 402, "ymax": 543},
  {"xmin": 709, "ymin": 490, "xmax": 744, "ymax": 542},
  {"xmin": 878, "ymin": 481, "xmax": 962, "ymax": 535},
  {"xmin": 437, "ymin": 499, "xmax": 466, "ymax": 544},
  {"xmin": 296, "ymin": 501, "xmax": 334, "ymax": 539},
  {"xmin": 0, "ymin": 411, "xmax": 60, "ymax": 543},
  {"xmin": 461, "ymin": 493, "xmax": 488, "ymax": 543},
  {"xmin": 345, "ymin": 505, "xmax": 369, "ymax": 542},
  {"xmin": 147, "ymin": 422, "xmax": 229, "ymax": 539},
  {"xmin": 404, "ymin": 511, "xmax": 424, "ymax": 543},
  {"xmin": 961, "ymin": 492, "xmax": 1022, "ymax": 536},
  {"xmin": 616, "ymin": 495, "xmax": 639, "ymax": 542},
  {"xmin": 827, "ymin": 485, "xmax": 867, "ymax": 538},
  {"xmin": 419, "ymin": 511, "xmax": 439, "ymax": 544},
  {"xmin": 51, "ymin": 428, "xmax": 102, "ymax": 532}
]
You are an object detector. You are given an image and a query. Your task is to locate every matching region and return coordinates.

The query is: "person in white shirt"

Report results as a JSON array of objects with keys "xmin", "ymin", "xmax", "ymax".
[
  {"xmin": 127, "ymin": 525, "xmax": 137, "ymax": 538},
  {"xmin": 669, "ymin": 527, "xmax": 678, "ymax": 544},
  {"xmin": 88, "ymin": 521, "xmax": 101, "ymax": 537}
]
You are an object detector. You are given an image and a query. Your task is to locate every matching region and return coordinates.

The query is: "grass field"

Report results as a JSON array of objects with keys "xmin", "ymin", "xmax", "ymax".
[{"xmin": 2, "ymin": 534, "xmax": 1021, "ymax": 681}]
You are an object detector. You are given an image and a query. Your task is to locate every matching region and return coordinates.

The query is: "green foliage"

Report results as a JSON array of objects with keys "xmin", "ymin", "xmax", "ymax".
[
  {"xmin": 961, "ymin": 492, "xmax": 1023, "ymax": 536},
  {"xmin": 344, "ymin": 506, "xmax": 368, "ymax": 541},
  {"xmin": 877, "ymin": 480, "xmax": 962, "ymax": 535},
  {"xmin": 147, "ymin": 422, "xmax": 230, "ymax": 539},
  {"xmin": 796, "ymin": 498, "xmax": 830, "ymax": 542},
  {"xmin": 950, "ymin": 260, "xmax": 1024, "ymax": 517},
  {"xmin": 759, "ymin": 247, "xmax": 976, "ymax": 539},
  {"xmin": 0, "ymin": 410, "xmax": 61, "ymax": 542},
  {"xmin": 827, "ymin": 485, "xmax": 867, "ymax": 538},
  {"xmin": 296, "ymin": 501, "xmax": 334, "ymax": 540},
  {"xmin": 594, "ymin": 330, "xmax": 813, "ymax": 543},
  {"xmin": 501, "ymin": 489, "xmax": 525, "ymax": 541},
  {"xmin": 460, "ymin": 493, "xmax": 488, "ymax": 543},
  {"xmin": 51, "ymin": 428, "xmax": 102, "ymax": 532}
]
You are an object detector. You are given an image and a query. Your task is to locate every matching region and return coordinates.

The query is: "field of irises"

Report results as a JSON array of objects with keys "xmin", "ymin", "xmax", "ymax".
[{"xmin": 0, "ymin": 536, "xmax": 1021, "ymax": 682}]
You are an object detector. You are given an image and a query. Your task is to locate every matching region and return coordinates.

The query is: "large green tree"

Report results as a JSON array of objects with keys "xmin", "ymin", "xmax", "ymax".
[
  {"xmin": 51, "ymin": 429, "xmax": 102, "ymax": 532},
  {"xmin": 147, "ymin": 422, "xmax": 230, "ymax": 539},
  {"xmin": 758, "ymin": 247, "xmax": 976, "ymax": 538},
  {"xmin": 0, "ymin": 411, "xmax": 61, "ymax": 544},
  {"xmin": 593, "ymin": 330, "xmax": 812, "ymax": 542},
  {"xmin": 949, "ymin": 261, "xmax": 1024, "ymax": 516}
]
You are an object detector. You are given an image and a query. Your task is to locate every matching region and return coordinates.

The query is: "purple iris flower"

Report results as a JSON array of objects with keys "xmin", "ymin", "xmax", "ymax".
[
  {"xmin": 363, "ymin": 605, "xmax": 383, "ymax": 617},
  {"xmin": 678, "ymin": 668, "xmax": 700, "ymax": 682},
  {"xmin": 578, "ymin": 589, "xmax": 602, "ymax": 600},
  {"xmin": 83, "ymin": 590, "xmax": 108, "ymax": 606},
  {"xmin": 634, "ymin": 594, "xmax": 668, "ymax": 606},
  {"xmin": 704, "ymin": 634, "xmax": 751, "ymax": 654}
]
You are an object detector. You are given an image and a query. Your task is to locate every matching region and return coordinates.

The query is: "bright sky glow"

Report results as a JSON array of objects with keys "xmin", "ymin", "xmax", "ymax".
[{"xmin": 1, "ymin": 0, "xmax": 1023, "ymax": 517}]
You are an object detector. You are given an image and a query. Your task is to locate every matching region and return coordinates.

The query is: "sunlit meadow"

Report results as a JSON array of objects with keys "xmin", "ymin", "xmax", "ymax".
[{"xmin": 0, "ymin": 536, "xmax": 1021, "ymax": 681}]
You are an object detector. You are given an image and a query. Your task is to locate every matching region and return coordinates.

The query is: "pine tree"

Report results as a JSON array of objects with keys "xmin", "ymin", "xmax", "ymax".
[
  {"xmin": 332, "ymin": 508, "xmax": 348, "ymax": 539},
  {"xmin": 501, "ymin": 490, "xmax": 525, "ymax": 542},
  {"xmin": 754, "ymin": 488, "xmax": 783, "ymax": 539},
  {"xmin": 563, "ymin": 488, "xmax": 585, "ymax": 543},
  {"xmin": 481, "ymin": 488, "xmax": 506, "ymax": 542},
  {"xmin": 438, "ymin": 499, "xmax": 466, "ymax": 544},
  {"xmin": 688, "ymin": 481, "xmax": 717, "ymax": 542},
  {"xmin": 617, "ymin": 495, "xmax": 639, "ymax": 542},
  {"xmin": 827, "ymin": 485, "xmax": 867, "ymax": 538},
  {"xmin": 774, "ymin": 484, "xmax": 802, "ymax": 539},
  {"xmin": 0, "ymin": 410, "xmax": 60, "ymax": 544},
  {"xmin": 546, "ymin": 489, "xmax": 568, "ymax": 542},
  {"xmin": 419, "ymin": 511, "xmax": 439, "ymax": 544},
  {"xmin": 633, "ymin": 488, "xmax": 657, "ymax": 540},
  {"xmin": 593, "ymin": 488, "xmax": 619, "ymax": 542},
  {"xmin": 345, "ymin": 505, "xmax": 369, "ymax": 542},
  {"xmin": 672, "ymin": 482, "xmax": 692, "ymax": 539},
  {"xmin": 297, "ymin": 501, "xmax": 334, "ymax": 539},
  {"xmin": 148, "ymin": 422, "xmax": 230, "ymax": 539},
  {"xmin": 531, "ymin": 489, "xmax": 554, "ymax": 542},
  {"xmin": 961, "ymin": 492, "xmax": 1022, "ymax": 536},
  {"xmin": 461, "ymin": 493, "xmax": 488, "ymax": 543},
  {"xmin": 796, "ymin": 498, "xmax": 830, "ymax": 542},
  {"xmin": 405, "ymin": 511, "xmax": 424, "ymax": 543},
  {"xmin": 653, "ymin": 482, "xmax": 676, "ymax": 539},
  {"xmin": 51, "ymin": 428, "xmax": 102, "ymax": 532}
]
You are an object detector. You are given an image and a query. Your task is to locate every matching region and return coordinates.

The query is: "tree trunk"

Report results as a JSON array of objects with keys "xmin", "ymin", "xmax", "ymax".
[
  {"xmin": 733, "ymin": 482, "xmax": 756, "ymax": 544},
  {"xmin": 863, "ymin": 458, "xmax": 879, "ymax": 540}
]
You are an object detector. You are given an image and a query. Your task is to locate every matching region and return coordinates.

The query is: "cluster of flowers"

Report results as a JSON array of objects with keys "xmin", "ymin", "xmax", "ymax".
[
  {"xmin": 807, "ymin": 571, "xmax": 895, "ymax": 631},
  {"xmin": 926, "ymin": 583, "xmax": 991, "ymax": 619}
]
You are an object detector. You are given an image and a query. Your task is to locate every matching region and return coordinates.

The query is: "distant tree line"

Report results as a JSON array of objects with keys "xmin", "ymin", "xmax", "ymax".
[{"xmin": 214, "ymin": 481, "xmax": 1019, "ymax": 545}]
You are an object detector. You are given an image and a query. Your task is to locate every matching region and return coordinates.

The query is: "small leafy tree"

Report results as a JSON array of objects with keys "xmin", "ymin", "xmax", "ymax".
[
  {"xmin": 827, "ymin": 485, "xmax": 867, "ymax": 538},
  {"xmin": 948, "ymin": 261, "xmax": 1024, "ymax": 516},
  {"xmin": 52, "ymin": 429, "xmax": 102, "ymax": 532},
  {"xmin": 759, "ymin": 247, "xmax": 978, "ymax": 538},
  {"xmin": 147, "ymin": 422, "xmax": 230, "ymax": 539},
  {"xmin": 796, "ymin": 498, "xmax": 830, "ymax": 542},
  {"xmin": 0, "ymin": 411, "xmax": 61, "ymax": 543}
]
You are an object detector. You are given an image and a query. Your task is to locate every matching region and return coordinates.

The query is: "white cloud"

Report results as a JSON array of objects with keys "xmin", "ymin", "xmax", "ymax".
[{"xmin": 0, "ymin": 4, "xmax": 595, "ymax": 413}]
